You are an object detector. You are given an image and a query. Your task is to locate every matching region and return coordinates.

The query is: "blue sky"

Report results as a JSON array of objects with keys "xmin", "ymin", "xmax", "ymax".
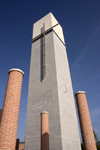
[{"xmin": 0, "ymin": 0, "xmax": 100, "ymax": 142}]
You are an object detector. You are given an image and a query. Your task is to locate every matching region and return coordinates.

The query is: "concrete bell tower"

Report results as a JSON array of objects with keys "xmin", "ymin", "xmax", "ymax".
[{"xmin": 25, "ymin": 12, "xmax": 81, "ymax": 150}]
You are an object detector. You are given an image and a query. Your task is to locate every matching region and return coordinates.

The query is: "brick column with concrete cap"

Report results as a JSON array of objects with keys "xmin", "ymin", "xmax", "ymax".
[
  {"xmin": 75, "ymin": 91, "xmax": 97, "ymax": 150},
  {"xmin": 41, "ymin": 111, "xmax": 49, "ymax": 150},
  {"xmin": 0, "ymin": 68, "xmax": 24, "ymax": 150}
]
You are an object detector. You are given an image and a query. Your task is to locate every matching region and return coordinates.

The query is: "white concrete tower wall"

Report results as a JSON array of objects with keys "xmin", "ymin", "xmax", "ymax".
[
  {"xmin": 25, "ymin": 12, "xmax": 81, "ymax": 150},
  {"xmin": 53, "ymin": 32, "xmax": 81, "ymax": 149}
]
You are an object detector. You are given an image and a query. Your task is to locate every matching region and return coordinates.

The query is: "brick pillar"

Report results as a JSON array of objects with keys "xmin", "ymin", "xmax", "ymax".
[
  {"xmin": 0, "ymin": 109, "xmax": 2, "ymax": 123},
  {"xmin": 0, "ymin": 68, "xmax": 24, "ymax": 150},
  {"xmin": 75, "ymin": 91, "xmax": 97, "ymax": 150},
  {"xmin": 41, "ymin": 111, "xmax": 49, "ymax": 150}
]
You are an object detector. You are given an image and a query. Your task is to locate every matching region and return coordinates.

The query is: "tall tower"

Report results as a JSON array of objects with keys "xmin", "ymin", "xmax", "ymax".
[{"xmin": 25, "ymin": 13, "xmax": 81, "ymax": 150}]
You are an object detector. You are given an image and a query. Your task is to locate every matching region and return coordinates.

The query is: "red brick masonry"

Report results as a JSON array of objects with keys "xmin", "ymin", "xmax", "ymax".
[
  {"xmin": 0, "ymin": 69, "xmax": 24, "ymax": 150},
  {"xmin": 41, "ymin": 111, "xmax": 49, "ymax": 150},
  {"xmin": 75, "ymin": 91, "xmax": 97, "ymax": 150},
  {"xmin": 0, "ymin": 109, "xmax": 2, "ymax": 122},
  {"xmin": 19, "ymin": 143, "xmax": 24, "ymax": 150}
]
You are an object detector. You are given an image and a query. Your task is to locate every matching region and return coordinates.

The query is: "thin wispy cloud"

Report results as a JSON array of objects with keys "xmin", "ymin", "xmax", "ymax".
[
  {"xmin": 91, "ymin": 109, "xmax": 100, "ymax": 116},
  {"xmin": 71, "ymin": 48, "xmax": 86, "ymax": 68},
  {"xmin": 71, "ymin": 25, "xmax": 100, "ymax": 69},
  {"xmin": 90, "ymin": 108, "xmax": 100, "ymax": 123}
]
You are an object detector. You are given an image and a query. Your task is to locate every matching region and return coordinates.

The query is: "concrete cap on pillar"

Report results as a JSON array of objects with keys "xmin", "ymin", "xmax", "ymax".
[
  {"xmin": 8, "ymin": 68, "xmax": 24, "ymax": 76},
  {"xmin": 41, "ymin": 111, "xmax": 49, "ymax": 114},
  {"xmin": 75, "ymin": 90, "xmax": 86, "ymax": 97}
]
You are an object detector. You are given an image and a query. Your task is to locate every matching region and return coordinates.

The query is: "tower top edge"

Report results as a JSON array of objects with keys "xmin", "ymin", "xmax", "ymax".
[
  {"xmin": 32, "ymin": 12, "xmax": 65, "ymax": 44},
  {"xmin": 34, "ymin": 12, "xmax": 53, "ymax": 25},
  {"xmin": 8, "ymin": 68, "xmax": 24, "ymax": 76}
]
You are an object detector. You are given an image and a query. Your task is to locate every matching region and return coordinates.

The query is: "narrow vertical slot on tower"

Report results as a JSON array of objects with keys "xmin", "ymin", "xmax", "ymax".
[
  {"xmin": 40, "ymin": 23, "xmax": 46, "ymax": 82},
  {"xmin": 40, "ymin": 35, "xmax": 43, "ymax": 82},
  {"xmin": 43, "ymin": 23, "xmax": 46, "ymax": 78}
]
